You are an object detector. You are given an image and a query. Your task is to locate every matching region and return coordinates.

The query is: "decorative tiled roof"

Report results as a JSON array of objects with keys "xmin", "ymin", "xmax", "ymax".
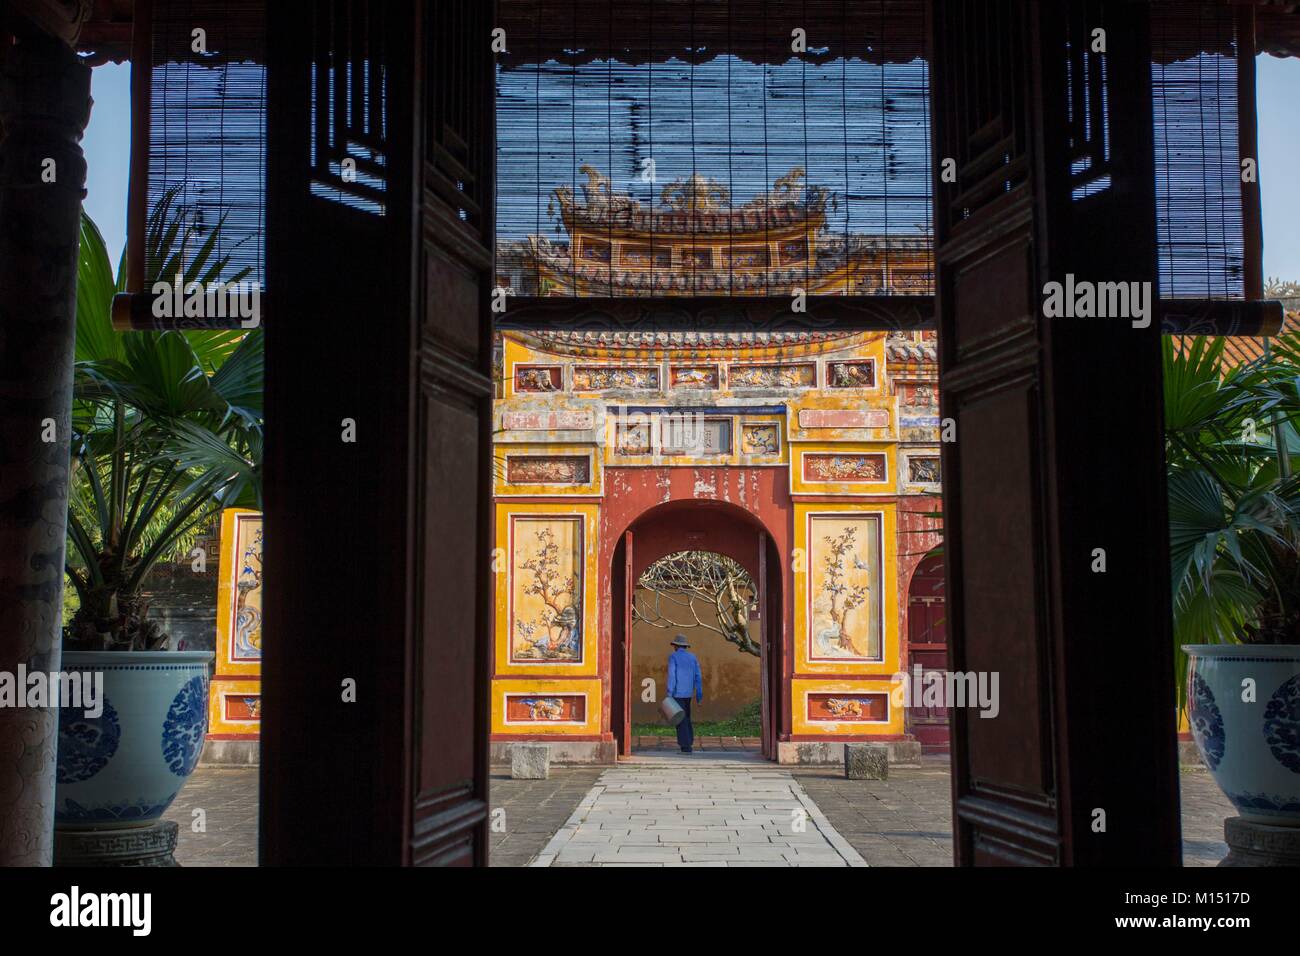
[
  {"xmin": 553, "ymin": 166, "xmax": 829, "ymax": 236},
  {"xmin": 519, "ymin": 234, "xmax": 933, "ymax": 295},
  {"xmin": 885, "ymin": 331, "xmax": 938, "ymax": 365},
  {"xmin": 885, "ymin": 341, "xmax": 938, "ymax": 363},
  {"xmin": 520, "ymin": 329, "xmax": 864, "ymax": 350}
]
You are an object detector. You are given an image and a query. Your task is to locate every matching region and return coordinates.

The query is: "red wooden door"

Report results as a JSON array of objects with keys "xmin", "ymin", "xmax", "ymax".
[
  {"xmin": 758, "ymin": 531, "xmax": 771, "ymax": 758},
  {"xmin": 621, "ymin": 528, "xmax": 637, "ymax": 759},
  {"xmin": 907, "ymin": 566, "xmax": 949, "ymax": 751}
]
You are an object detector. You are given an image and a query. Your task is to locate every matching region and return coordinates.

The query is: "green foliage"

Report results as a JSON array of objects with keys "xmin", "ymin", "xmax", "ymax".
[
  {"xmin": 65, "ymin": 201, "xmax": 262, "ymax": 651},
  {"xmin": 1164, "ymin": 334, "xmax": 1300, "ymax": 708},
  {"xmin": 633, "ymin": 699, "xmax": 763, "ymax": 738}
]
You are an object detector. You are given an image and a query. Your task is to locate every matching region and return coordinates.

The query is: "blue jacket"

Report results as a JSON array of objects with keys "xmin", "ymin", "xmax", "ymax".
[{"xmin": 667, "ymin": 648, "xmax": 703, "ymax": 702}]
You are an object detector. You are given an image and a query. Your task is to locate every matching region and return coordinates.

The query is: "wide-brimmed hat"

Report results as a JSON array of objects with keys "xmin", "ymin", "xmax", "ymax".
[{"xmin": 670, "ymin": 635, "xmax": 690, "ymax": 647}]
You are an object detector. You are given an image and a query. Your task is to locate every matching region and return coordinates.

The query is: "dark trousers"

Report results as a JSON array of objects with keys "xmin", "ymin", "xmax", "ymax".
[{"xmin": 675, "ymin": 697, "xmax": 694, "ymax": 752}]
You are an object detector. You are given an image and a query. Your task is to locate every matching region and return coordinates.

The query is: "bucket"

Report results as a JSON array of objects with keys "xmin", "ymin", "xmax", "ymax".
[{"xmin": 659, "ymin": 695, "xmax": 685, "ymax": 726}]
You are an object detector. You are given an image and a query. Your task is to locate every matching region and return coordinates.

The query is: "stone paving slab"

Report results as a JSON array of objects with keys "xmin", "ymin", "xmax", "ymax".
[
  {"xmin": 488, "ymin": 767, "xmax": 605, "ymax": 867},
  {"xmin": 532, "ymin": 752, "xmax": 866, "ymax": 867},
  {"xmin": 634, "ymin": 736, "xmax": 760, "ymax": 752},
  {"xmin": 163, "ymin": 767, "xmax": 258, "ymax": 867},
  {"xmin": 159, "ymin": 756, "xmax": 1237, "ymax": 867},
  {"xmin": 794, "ymin": 758, "xmax": 1236, "ymax": 867}
]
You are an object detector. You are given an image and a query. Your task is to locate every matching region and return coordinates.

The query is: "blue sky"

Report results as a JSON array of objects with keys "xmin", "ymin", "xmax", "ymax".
[{"xmin": 84, "ymin": 54, "xmax": 1300, "ymax": 280}]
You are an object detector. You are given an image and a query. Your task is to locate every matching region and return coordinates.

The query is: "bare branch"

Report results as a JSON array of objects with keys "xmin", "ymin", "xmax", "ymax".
[{"xmin": 634, "ymin": 550, "xmax": 760, "ymax": 656}]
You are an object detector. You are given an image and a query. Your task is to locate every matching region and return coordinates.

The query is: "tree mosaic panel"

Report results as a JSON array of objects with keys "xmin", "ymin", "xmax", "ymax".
[
  {"xmin": 510, "ymin": 516, "xmax": 584, "ymax": 664},
  {"xmin": 808, "ymin": 514, "xmax": 883, "ymax": 662},
  {"xmin": 229, "ymin": 515, "xmax": 263, "ymax": 663}
]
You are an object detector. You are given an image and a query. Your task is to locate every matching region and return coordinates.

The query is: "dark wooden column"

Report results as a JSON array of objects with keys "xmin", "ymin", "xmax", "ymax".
[
  {"xmin": 0, "ymin": 29, "xmax": 91, "ymax": 866},
  {"xmin": 262, "ymin": 0, "xmax": 494, "ymax": 865},
  {"xmin": 931, "ymin": 1, "xmax": 1181, "ymax": 865}
]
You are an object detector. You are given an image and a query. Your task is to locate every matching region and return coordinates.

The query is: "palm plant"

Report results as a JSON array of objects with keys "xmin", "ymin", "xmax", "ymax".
[
  {"xmin": 1164, "ymin": 334, "xmax": 1300, "ymax": 707},
  {"xmin": 64, "ymin": 200, "xmax": 263, "ymax": 651}
]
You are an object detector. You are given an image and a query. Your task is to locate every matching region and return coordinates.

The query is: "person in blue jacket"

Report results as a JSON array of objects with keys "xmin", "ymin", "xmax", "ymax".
[{"xmin": 667, "ymin": 634, "xmax": 703, "ymax": 753}]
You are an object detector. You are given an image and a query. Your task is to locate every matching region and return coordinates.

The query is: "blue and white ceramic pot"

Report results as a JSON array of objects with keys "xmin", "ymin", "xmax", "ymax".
[
  {"xmin": 1184, "ymin": 644, "xmax": 1300, "ymax": 827},
  {"xmin": 55, "ymin": 651, "xmax": 213, "ymax": 829}
]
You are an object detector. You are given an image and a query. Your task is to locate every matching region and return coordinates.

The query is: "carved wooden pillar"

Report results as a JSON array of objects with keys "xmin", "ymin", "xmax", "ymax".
[{"xmin": 0, "ymin": 30, "xmax": 91, "ymax": 866}]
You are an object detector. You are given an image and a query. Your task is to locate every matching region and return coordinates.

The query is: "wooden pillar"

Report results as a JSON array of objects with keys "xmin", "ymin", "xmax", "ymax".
[
  {"xmin": 931, "ymin": 1, "xmax": 1181, "ymax": 865},
  {"xmin": 0, "ymin": 30, "xmax": 92, "ymax": 866}
]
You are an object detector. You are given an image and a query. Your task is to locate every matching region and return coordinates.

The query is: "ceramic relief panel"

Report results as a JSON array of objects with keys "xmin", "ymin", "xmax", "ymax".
[
  {"xmin": 741, "ymin": 423, "xmax": 780, "ymax": 456},
  {"xmin": 803, "ymin": 453, "xmax": 887, "ymax": 483},
  {"xmin": 728, "ymin": 363, "xmax": 816, "ymax": 389},
  {"xmin": 506, "ymin": 455, "xmax": 591, "ymax": 484},
  {"xmin": 510, "ymin": 517, "xmax": 584, "ymax": 663},
  {"xmin": 808, "ymin": 514, "xmax": 883, "ymax": 661},
  {"xmin": 827, "ymin": 360, "xmax": 876, "ymax": 389},
  {"xmin": 514, "ymin": 365, "xmax": 562, "ymax": 392},
  {"xmin": 573, "ymin": 366, "xmax": 660, "ymax": 391}
]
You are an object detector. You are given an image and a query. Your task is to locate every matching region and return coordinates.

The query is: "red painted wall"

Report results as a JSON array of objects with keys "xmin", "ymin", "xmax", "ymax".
[{"xmin": 599, "ymin": 467, "xmax": 793, "ymax": 739}]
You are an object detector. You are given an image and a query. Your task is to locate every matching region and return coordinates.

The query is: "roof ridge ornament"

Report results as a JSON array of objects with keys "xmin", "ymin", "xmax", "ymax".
[{"xmin": 660, "ymin": 172, "xmax": 731, "ymax": 212}]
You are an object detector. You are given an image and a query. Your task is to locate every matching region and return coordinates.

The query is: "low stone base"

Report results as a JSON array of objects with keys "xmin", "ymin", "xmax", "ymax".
[
  {"xmin": 55, "ymin": 821, "xmax": 180, "ymax": 867},
  {"xmin": 491, "ymin": 739, "xmax": 617, "ymax": 766},
  {"xmin": 512, "ymin": 743, "xmax": 550, "ymax": 779},
  {"xmin": 778, "ymin": 739, "xmax": 922, "ymax": 766},
  {"xmin": 200, "ymin": 738, "xmax": 260, "ymax": 766},
  {"xmin": 1219, "ymin": 816, "xmax": 1300, "ymax": 866},
  {"xmin": 845, "ymin": 743, "xmax": 890, "ymax": 780}
]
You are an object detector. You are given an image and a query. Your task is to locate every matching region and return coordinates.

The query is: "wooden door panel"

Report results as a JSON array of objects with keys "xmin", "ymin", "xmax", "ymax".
[
  {"xmin": 610, "ymin": 535, "xmax": 625, "ymax": 754},
  {"xmin": 411, "ymin": 0, "xmax": 496, "ymax": 864},
  {"xmin": 758, "ymin": 532, "xmax": 770, "ymax": 758},
  {"xmin": 622, "ymin": 530, "xmax": 634, "ymax": 756},
  {"xmin": 954, "ymin": 384, "xmax": 1048, "ymax": 797},
  {"xmin": 424, "ymin": 243, "xmax": 483, "ymax": 362},
  {"xmin": 412, "ymin": 387, "xmax": 486, "ymax": 859}
]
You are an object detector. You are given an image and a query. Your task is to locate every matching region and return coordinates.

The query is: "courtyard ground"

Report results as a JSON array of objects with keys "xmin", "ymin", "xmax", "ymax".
[{"xmin": 167, "ymin": 756, "xmax": 1234, "ymax": 866}]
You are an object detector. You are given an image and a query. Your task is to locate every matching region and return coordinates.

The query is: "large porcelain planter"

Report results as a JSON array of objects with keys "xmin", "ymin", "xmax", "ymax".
[
  {"xmin": 1184, "ymin": 644, "xmax": 1300, "ymax": 826},
  {"xmin": 55, "ymin": 651, "xmax": 213, "ymax": 829}
]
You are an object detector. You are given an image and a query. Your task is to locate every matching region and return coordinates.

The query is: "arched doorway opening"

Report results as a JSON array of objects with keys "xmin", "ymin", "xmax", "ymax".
[
  {"xmin": 904, "ymin": 552, "xmax": 948, "ymax": 753},
  {"xmin": 610, "ymin": 499, "xmax": 784, "ymax": 760}
]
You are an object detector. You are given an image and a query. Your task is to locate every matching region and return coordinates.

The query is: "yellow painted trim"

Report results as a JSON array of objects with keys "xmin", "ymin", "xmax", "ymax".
[
  {"xmin": 207, "ymin": 678, "xmax": 262, "ymax": 736},
  {"xmin": 491, "ymin": 678, "xmax": 602, "ymax": 735},
  {"xmin": 214, "ymin": 508, "xmax": 261, "ymax": 676},
  {"xmin": 793, "ymin": 502, "xmax": 900, "ymax": 676},
  {"xmin": 493, "ymin": 443, "xmax": 602, "ymax": 497},
  {"xmin": 494, "ymin": 503, "xmax": 600, "ymax": 677},
  {"xmin": 791, "ymin": 678, "xmax": 904, "ymax": 735}
]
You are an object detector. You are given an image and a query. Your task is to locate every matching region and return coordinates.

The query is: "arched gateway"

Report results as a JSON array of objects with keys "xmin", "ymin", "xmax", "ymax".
[{"xmin": 490, "ymin": 326, "xmax": 943, "ymax": 764}]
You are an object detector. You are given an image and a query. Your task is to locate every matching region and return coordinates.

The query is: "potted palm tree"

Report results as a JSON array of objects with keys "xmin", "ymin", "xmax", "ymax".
[
  {"xmin": 1167, "ymin": 334, "xmax": 1300, "ymax": 826},
  {"xmin": 56, "ymin": 199, "xmax": 262, "ymax": 833}
]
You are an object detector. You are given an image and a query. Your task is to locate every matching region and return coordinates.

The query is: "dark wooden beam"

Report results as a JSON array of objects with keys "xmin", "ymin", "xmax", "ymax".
[
  {"xmin": 496, "ymin": 294, "xmax": 935, "ymax": 334},
  {"xmin": 107, "ymin": 290, "xmax": 1286, "ymax": 336}
]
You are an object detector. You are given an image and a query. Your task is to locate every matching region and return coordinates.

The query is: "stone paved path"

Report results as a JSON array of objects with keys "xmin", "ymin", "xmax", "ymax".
[
  {"xmin": 162, "ymin": 759, "xmax": 1235, "ymax": 867},
  {"xmin": 633, "ymin": 735, "xmax": 761, "ymax": 752},
  {"xmin": 489, "ymin": 767, "xmax": 603, "ymax": 867},
  {"xmin": 163, "ymin": 767, "xmax": 258, "ymax": 867},
  {"xmin": 531, "ymin": 752, "xmax": 866, "ymax": 867},
  {"xmin": 795, "ymin": 759, "xmax": 954, "ymax": 866}
]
